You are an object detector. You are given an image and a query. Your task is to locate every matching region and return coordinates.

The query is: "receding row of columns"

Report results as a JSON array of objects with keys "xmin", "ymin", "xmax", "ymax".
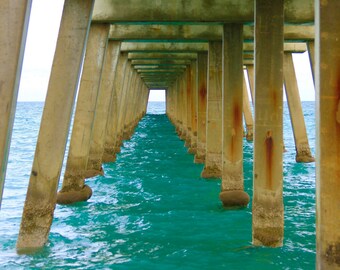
[
  {"xmin": 165, "ymin": 0, "xmax": 317, "ymax": 255},
  {"xmin": 0, "ymin": 0, "xmax": 339, "ymax": 268},
  {"xmin": 14, "ymin": 1, "xmax": 149, "ymax": 250}
]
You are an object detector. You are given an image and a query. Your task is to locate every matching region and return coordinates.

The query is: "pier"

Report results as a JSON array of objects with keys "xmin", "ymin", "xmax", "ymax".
[{"xmin": 0, "ymin": 1, "xmax": 339, "ymax": 268}]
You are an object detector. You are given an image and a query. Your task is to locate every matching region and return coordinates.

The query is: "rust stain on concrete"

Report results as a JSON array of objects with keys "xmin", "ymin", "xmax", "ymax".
[
  {"xmin": 231, "ymin": 102, "xmax": 242, "ymax": 161},
  {"xmin": 265, "ymin": 130, "xmax": 273, "ymax": 190},
  {"xmin": 199, "ymin": 83, "xmax": 207, "ymax": 105}
]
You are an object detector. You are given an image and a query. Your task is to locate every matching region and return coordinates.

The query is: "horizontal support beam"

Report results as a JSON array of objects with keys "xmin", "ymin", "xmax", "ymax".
[
  {"xmin": 128, "ymin": 52, "xmax": 197, "ymax": 60},
  {"xmin": 138, "ymin": 71, "xmax": 182, "ymax": 76},
  {"xmin": 121, "ymin": 42, "xmax": 208, "ymax": 52},
  {"xmin": 139, "ymin": 71, "xmax": 182, "ymax": 75},
  {"xmin": 110, "ymin": 24, "xmax": 314, "ymax": 42},
  {"xmin": 136, "ymin": 69, "xmax": 185, "ymax": 73},
  {"xmin": 121, "ymin": 42, "xmax": 307, "ymax": 53},
  {"xmin": 134, "ymin": 64, "xmax": 187, "ymax": 69},
  {"xmin": 131, "ymin": 59, "xmax": 191, "ymax": 65},
  {"xmin": 93, "ymin": 0, "xmax": 313, "ymax": 23}
]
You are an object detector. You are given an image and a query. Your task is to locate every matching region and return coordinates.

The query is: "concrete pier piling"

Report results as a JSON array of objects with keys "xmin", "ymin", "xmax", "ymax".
[
  {"xmin": 194, "ymin": 53, "xmax": 208, "ymax": 164},
  {"xmin": 243, "ymin": 75, "xmax": 254, "ymax": 142},
  {"xmin": 184, "ymin": 65, "xmax": 193, "ymax": 148},
  {"xmin": 201, "ymin": 41, "xmax": 223, "ymax": 179},
  {"xmin": 252, "ymin": 0, "xmax": 284, "ymax": 247},
  {"xmin": 86, "ymin": 41, "xmax": 121, "ymax": 175},
  {"xmin": 0, "ymin": 0, "xmax": 32, "ymax": 208},
  {"xmin": 17, "ymin": 0, "xmax": 94, "ymax": 250},
  {"xmin": 0, "ymin": 0, "xmax": 332, "ymax": 265},
  {"xmin": 188, "ymin": 60, "xmax": 198, "ymax": 155},
  {"xmin": 220, "ymin": 24, "xmax": 250, "ymax": 208},
  {"xmin": 316, "ymin": 0, "xmax": 340, "ymax": 268},
  {"xmin": 57, "ymin": 23, "xmax": 110, "ymax": 205},
  {"xmin": 283, "ymin": 53, "xmax": 314, "ymax": 163}
]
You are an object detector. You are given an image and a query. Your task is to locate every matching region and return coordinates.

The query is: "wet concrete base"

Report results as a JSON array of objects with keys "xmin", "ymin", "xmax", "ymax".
[
  {"xmin": 252, "ymin": 200, "xmax": 284, "ymax": 247},
  {"xmin": 188, "ymin": 147, "xmax": 197, "ymax": 155},
  {"xmin": 246, "ymin": 132, "xmax": 253, "ymax": 141},
  {"xmin": 16, "ymin": 200, "xmax": 55, "ymax": 251},
  {"xmin": 201, "ymin": 164, "xmax": 221, "ymax": 178},
  {"xmin": 56, "ymin": 185, "xmax": 92, "ymax": 205},
  {"xmin": 219, "ymin": 190, "xmax": 250, "ymax": 208},
  {"xmin": 102, "ymin": 153, "xmax": 117, "ymax": 163},
  {"xmin": 84, "ymin": 167, "xmax": 104, "ymax": 178},
  {"xmin": 296, "ymin": 152, "xmax": 315, "ymax": 163},
  {"xmin": 194, "ymin": 155, "xmax": 205, "ymax": 163}
]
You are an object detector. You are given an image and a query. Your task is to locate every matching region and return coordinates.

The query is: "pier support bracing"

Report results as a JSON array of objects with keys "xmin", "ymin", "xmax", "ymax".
[
  {"xmin": 283, "ymin": 53, "xmax": 314, "ymax": 163},
  {"xmin": 194, "ymin": 53, "xmax": 208, "ymax": 164},
  {"xmin": 220, "ymin": 24, "xmax": 250, "ymax": 207},
  {"xmin": 252, "ymin": 0, "xmax": 284, "ymax": 247},
  {"xmin": 316, "ymin": 0, "xmax": 340, "ymax": 268},
  {"xmin": 57, "ymin": 23, "xmax": 110, "ymax": 205},
  {"xmin": 201, "ymin": 41, "xmax": 223, "ymax": 178},
  {"xmin": 86, "ymin": 41, "xmax": 121, "ymax": 176},
  {"xmin": 17, "ymin": 0, "xmax": 94, "ymax": 250},
  {"xmin": 0, "ymin": 0, "xmax": 32, "ymax": 208}
]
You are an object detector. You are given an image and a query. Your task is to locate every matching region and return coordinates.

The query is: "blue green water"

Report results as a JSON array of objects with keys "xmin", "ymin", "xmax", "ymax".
[{"xmin": 0, "ymin": 101, "xmax": 315, "ymax": 269}]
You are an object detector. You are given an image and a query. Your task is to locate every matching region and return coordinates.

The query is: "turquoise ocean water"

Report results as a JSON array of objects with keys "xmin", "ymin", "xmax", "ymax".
[{"xmin": 0, "ymin": 101, "xmax": 315, "ymax": 269}]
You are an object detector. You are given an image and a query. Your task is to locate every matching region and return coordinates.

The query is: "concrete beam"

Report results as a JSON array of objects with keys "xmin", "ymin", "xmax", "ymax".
[
  {"xmin": 121, "ymin": 42, "xmax": 208, "ymax": 52},
  {"xmin": 121, "ymin": 42, "xmax": 307, "ymax": 53},
  {"xmin": 136, "ymin": 69, "xmax": 185, "ymax": 73},
  {"xmin": 110, "ymin": 24, "xmax": 314, "ymax": 42},
  {"xmin": 93, "ymin": 0, "xmax": 313, "ymax": 24},
  {"xmin": 131, "ymin": 59, "xmax": 191, "ymax": 65},
  {"xmin": 134, "ymin": 64, "xmax": 187, "ymax": 69},
  {"xmin": 128, "ymin": 52, "xmax": 197, "ymax": 60}
]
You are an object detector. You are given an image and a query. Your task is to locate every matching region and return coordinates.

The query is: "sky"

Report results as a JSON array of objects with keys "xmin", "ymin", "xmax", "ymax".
[{"xmin": 18, "ymin": 0, "xmax": 315, "ymax": 102}]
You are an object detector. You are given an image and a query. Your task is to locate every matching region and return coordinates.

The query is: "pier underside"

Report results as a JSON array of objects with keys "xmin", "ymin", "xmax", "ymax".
[{"xmin": 0, "ymin": 0, "xmax": 339, "ymax": 269}]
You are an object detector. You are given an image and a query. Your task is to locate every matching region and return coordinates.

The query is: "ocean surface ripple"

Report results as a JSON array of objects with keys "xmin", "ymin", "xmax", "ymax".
[{"xmin": 0, "ymin": 102, "xmax": 315, "ymax": 269}]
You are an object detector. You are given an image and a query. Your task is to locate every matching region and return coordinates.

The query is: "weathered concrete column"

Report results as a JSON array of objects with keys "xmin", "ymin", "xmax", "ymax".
[
  {"xmin": 129, "ymin": 78, "xmax": 143, "ymax": 132},
  {"xmin": 17, "ymin": 0, "xmax": 94, "ymax": 251},
  {"xmin": 0, "ymin": 0, "xmax": 32, "ymax": 207},
  {"xmin": 246, "ymin": 65, "xmax": 255, "ymax": 106},
  {"xmin": 316, "ymin": 0, "xmax": 340, "ymax": 268},
  {"xmin": 194, "ymin": 53, "xmax": 208, "ymax": 164},
  {"xmin": 243, "ymin": 75, "xmax": 254, "ymax": 141},
  {"xmin": 283, "ymin": 53, "xmax": 314, "ymax": 163},
  {"xmin": 201, "ymin": 41, "xmax": 223, "ymax": 178},
  {"xmin": 220, "ymin": 24, "xmax": 250, "ymax": 208},
  {"xmin": 189, "ymin": 60, "xmax": 198, "ymax": 154},
  {"xmin": 123, "ymin": 69, "xmax": 138, "ymax": 140},
  {"xmin": 179, "ymin": 73, "xmax": 188, "ymax": 140},
  {"xmin": 116, "ymin": 65, "xmax": 134, "ymax": 146},
  {"xmin": 86, "ymin": 41, "xmax": 121, "ymax": 176},
  {"xmin": 175, "ymin": 79, "xmax": 183, "ymax": 135},
  {"xmin": 252, "ymin": 0, "xmax": 284, "ymax": 247},
  {"xmin": 185, "ymin": 65, "xmax": 193, "ymax": 148},
  {"xmin": 57, "ymin": 24, "xmax": 110, "ymax": 205},
  {"xmin": 166, "ymin": 87, "xmax": 174, "ymax": 120},
  {"xmin": 140, "ymin": 83, "xmax": 148, "ymax": 117},
  {"xmin": 102, "ymin": 52, "xmax": 128, "ymax": 162},
  {"xmin": 307, "ymin": 41, "xmax": 315, "ymax": 85},
  {"xmin": 143, "ymin": 87, "xmax": 150, "ymax": 115}
]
